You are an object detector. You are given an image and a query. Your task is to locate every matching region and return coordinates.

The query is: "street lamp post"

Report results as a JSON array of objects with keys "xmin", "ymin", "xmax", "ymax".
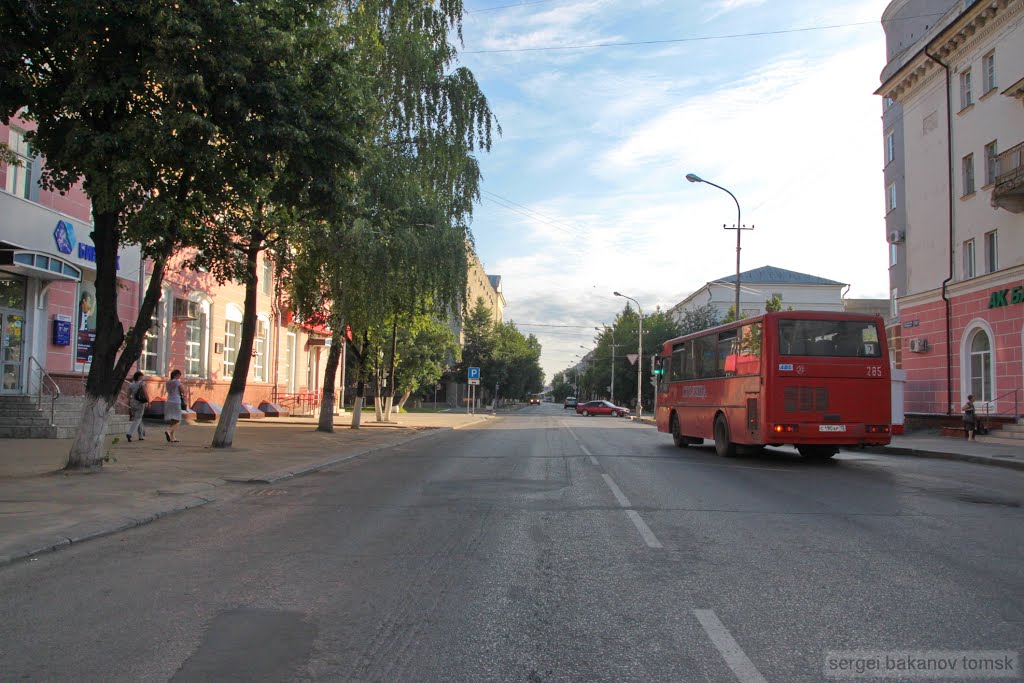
[
  {"xmin": 596, "ymin": 326, "xmax": 619, "ymax": 404},
  {"xmin": 686, "ymin": 173, "xmax": 751, "ymax": 321},
  {"xmin": 613, "ymin": 292, "xmax": 643, "ymax": 419}
]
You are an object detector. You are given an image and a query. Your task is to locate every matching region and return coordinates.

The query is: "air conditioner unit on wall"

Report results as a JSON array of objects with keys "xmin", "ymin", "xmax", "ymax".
[
  {"xmin": 909, "ymin": 338, "xmax": 929, "ymax": 353},
  {"xmin": 888, "ymin": 230, "xmax": 905, "ymax": 244},
  {"xmin": 172, "ymin": 298, "xmax": 199, "ymax": 320}
]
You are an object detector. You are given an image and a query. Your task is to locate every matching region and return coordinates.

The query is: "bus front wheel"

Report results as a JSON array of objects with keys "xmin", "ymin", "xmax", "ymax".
[
  {"xmin": 671, "ymin": 414, "xmax": 688, "ymax": 448},
  {"xmin": 714, "ymin": 416, "xmax": 737, "ymax": 458}
]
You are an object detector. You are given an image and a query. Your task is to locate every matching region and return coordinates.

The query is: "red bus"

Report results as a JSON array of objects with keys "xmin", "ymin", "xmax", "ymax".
[{"xmin": 654, "ymin": 311, "xmax": 891, "ymax": 459}]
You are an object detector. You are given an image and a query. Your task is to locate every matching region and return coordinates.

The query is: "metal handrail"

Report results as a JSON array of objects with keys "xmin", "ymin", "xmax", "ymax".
[
  {"xmin": 27, "ymin": 356, "xmax": 60, "ymax": 425},
  {"xmin": 984, "ymin": 388, "xmax": 1020, "ymax": 424},
  {"xmin": 994, "ymin": 141, "xmax": 1023, "ymax": 186}
]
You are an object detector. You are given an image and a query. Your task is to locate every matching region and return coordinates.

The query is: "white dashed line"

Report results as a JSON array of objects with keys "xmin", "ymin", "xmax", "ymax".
[
  {"xmin": 625, "ymin": 510, "xmax": 663, "ymax": 549},
  {"xmin": 601, "ymin": 474, "xmax": 662, "ymax": 549},
  {"xmin": 601, "ymin": 474, "xmax": 632, "ymax": 508},
  {"xmin": 579, "ymin": 443, "xmax": 592, "ymax": 456},
  {"xmin": 589, "ymin": 455, "xmax": 599, "ymax": 466},
  {"xmin": 693, "ymin": 609, "xmax": 768, "ymax": 683}
]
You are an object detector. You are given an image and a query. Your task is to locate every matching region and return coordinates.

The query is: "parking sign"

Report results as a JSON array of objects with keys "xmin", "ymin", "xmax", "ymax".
[{"xmin": 468, "ymin": 367, "xmax": 480, "ymax": 379}]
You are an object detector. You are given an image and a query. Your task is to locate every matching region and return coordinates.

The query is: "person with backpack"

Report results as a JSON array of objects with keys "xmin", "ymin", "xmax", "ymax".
[{"xmin": 126, "ymin": 371, "xmax": 149, "ymax": 442}]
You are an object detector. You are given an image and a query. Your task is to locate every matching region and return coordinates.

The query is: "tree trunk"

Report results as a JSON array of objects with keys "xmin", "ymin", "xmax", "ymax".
[
  {"xmin": 350, "ymin": 333, "xmax": 368, "ymax": 429},
  {"xmin": 317, "ymin": 328, "xmax": 343, "ymax": 433},
  {"xmin": 384, "ymin": 318, "xmax": 398, "ymax": 421},
  {"xmin": 66, "ymin": 210, "xmax": 173, "ymax": 469},
  {"xmin": 396, "ymin": 389, "xmax": 412, "ymax": 413},
  {"xmin": 212, "ymin": 232, "xmax": 262, "ymax": 448}
]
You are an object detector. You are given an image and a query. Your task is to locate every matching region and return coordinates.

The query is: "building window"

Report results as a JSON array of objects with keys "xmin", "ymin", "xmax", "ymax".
[
  {"xmin": 963, "ymin": 239, "xmax": 975, "ymax": 279},
  {"xmin": 253, "ymin": 317, "xmax": 268, "ymax": 382},
  {"xmin": 223, "ymin": 305, "xmax": 243, "ymax": 378},
  {"xmin": 961, "ymin": 154, "xmax": 975, "ymax": 196},
  {"xmin": 890, "ymin": 288, "xmax": 899, "ymax": 318},
  {"xmin": 184, "ymin": 300, "xmax": 209, "ymax": 379},
  {"xmin": 883, "ymin": 96, "xmax": 894, "ymax": 110},
  {"xmin": 281, "ymin": 331, "xmax": 297, "ymax": 393},
  {"xmin": 306, "ymin": 349, "xmax": 315, "ymax": 391},
  {"xmin": 959, "ymin": 68, "xmax": 973, "ymax": 110},
  {"xmin": 139, "ymin": 313, "xmax": 160, "ymax": 373},
  {"xmin": 261, "ymin": 257, "xmax": 272, "ymax": 296},
  {"xmin": 887, "ymin": 183, "xmax": 897, "ymax": 213},
  {"xmin": 982, "ymin": 51, "xmax": 996, "ymax": 93},
  {"xmin": 968, "ymin": 329, "xmax": 993, "ymax": 402},
  {"xmin": 889, "ymin": 243, "xmax": 898, "ymax": 267},
  {"xmin": 984, "ymin": 231, "xmax": 998, "ymax": 273},
  {"xmin": 984, "ymin": 141, "xmax": 998, "ymax": 186},
  {"xmin": 4, "ymin": 128, "xmax": 34, "ymax": 199},
  {"xmin": 885, "ymin": 131, "xmax": 895, "ymax": 165}
]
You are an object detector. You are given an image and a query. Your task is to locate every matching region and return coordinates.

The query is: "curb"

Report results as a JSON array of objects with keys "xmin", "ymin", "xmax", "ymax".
[
  {"xmin": 864, "ymin": 446, "xmax": 1024, "ymax": 472},
  {"xmin": 0, "ymin": 417, "xmax": 495, "ymax": 568},
  {"xmin": 630, "ymin": 416, "xmax": 1021, "ymax": 472}
]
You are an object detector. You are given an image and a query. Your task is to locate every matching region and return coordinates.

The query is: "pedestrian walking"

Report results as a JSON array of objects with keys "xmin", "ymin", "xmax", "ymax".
[
  {"xmin": 963, "ymin": 394, "xmax": 977, "ymax": 441},
  {"xmin": 126, "ymin": 371, "xmax": 149, "ymax": 442},
  {"xmin": 164, "ymin": 369, "xmax": 186, "ymax": 443}
]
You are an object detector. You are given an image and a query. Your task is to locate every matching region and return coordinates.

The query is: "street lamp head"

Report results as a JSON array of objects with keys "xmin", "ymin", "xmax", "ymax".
[
  {"xmin": 613, "ymin": 291, "xmax": 622, "ymax": 297},
  {"xmin": 685, "ymin": 173, "xmax": 703, "ymax": 183}
]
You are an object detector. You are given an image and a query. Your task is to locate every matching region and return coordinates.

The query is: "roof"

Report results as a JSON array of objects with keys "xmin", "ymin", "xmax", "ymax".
[
  {"xmin": 487, "ymin": 274, "xmax": 502, "ymax": 291},
  {"xmin": 713, "ymin": 265, "xmax": 846, "ymax": 287}
]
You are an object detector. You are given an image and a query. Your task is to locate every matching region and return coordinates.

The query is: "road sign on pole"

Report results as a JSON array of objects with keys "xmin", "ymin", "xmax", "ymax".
[
  {"xmin": 468, "ymin": 378, "xmax": 480, "ymax": 385},
  {"xmin": 468, "ymin": 367, "xmax": 481, "ymax": 379},
  {"xmin": 626, "ymin": 353, "xmax": 639, "ymax": 365}
]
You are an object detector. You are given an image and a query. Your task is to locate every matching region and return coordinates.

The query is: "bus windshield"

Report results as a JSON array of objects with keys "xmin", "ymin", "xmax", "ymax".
[{"xmin": 778, "ymin": 319, "xmax": 881, "ymax": 358}]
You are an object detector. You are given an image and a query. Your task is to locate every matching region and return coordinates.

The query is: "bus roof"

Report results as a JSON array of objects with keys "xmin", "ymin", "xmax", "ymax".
[{"xmin": 658, "ymin": 310, "xmax": 885, "ymax": 352}]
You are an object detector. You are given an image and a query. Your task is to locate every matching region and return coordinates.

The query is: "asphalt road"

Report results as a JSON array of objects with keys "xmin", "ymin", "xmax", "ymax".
[{"xmin": 1, "ymin": 404, "xmax": 1022, "ymax": 682}]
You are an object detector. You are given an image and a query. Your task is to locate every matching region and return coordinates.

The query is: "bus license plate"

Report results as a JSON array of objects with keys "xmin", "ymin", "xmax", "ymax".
[{"xmin": 819, "ymin": 425, "xmax": 847, "ymax": 432}]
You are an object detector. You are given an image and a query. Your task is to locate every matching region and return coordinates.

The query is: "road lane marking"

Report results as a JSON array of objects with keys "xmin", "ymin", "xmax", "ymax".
[
  {"xmin": 579, "ymin": 443, "xmax": 592, "ymax": 456},
  {"xmin": 601, "ymin": 474, "xmax": 663, "ymax": 549},
  {"xmin": 589, "ymin": 455, "xmax": 599, "ymax": 466},
  {"xmin": 693, "ymin": 609, "xmax": 768, "ymax": 683},
  {"xmin": 625, "ymin": 510, "xmax": 663, "ymax": 548},
  {"xmin": 601, "ymin": 474, "xmax": 632, "ymax": 508}
]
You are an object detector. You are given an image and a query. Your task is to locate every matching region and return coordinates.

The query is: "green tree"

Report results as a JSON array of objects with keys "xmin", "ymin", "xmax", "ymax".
[
  {"xmin": 765, "ymin": 295, "xmax": 783, "ymax": 313},
  {"xmin": 1, "ymin": 0, "xmax": 334, "ymax": 467},
  {"xmin": 678, "ymin": 303, "xmax": 721, "ymax": 335},
  {"xmin": 288, "ymin": 0, "xmax": 497, "ymax": 430},
  {"xmin": 392, "ymin": 314, "xmax": 461, "ymax": 412}
]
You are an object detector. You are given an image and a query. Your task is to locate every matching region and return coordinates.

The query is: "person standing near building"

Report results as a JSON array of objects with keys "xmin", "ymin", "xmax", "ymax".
[
  {"xmin": 126, "ymin": 371, "xmax": 148, "ymax": 442},
  {"xmin": 963, "ymin": 394, "xmax": 977, "ymax": 441},
  {"xmin": 164, "ymin": 369, "xmax": 186, "ymax": 443}
]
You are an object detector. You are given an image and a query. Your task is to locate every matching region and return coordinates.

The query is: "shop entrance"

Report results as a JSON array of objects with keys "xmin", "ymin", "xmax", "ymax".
[{"xmin": 0, "ymin": 277, "xmax": 27, "ymax": 393}]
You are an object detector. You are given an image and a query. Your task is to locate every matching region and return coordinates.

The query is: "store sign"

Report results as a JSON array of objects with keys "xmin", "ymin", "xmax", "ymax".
[
  {"xmin": 52, "ymin": 220, "xmax": 120, "ymax": 269},
  {"xmin": 53, "ymin": 220, "xmax": 76, "ymax": 255},
  {"xmin": 988, "ymin": 285, "xmax": 1024, "ymax": 309}
]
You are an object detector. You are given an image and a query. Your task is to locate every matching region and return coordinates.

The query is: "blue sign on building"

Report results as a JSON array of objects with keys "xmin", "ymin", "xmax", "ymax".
[
  {"xmin": 52, "ymin": 318, "xmax": 72, "ymax": 346},
  {"xmin": 53, "ymin": 220, "xmax": 76, "ymax": 255}
]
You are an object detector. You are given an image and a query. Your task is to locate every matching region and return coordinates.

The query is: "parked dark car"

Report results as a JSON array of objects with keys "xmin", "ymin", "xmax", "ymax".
[
  {"xmin": 563, "ymin": 396, "xmax": 578, "ymax": 409},
  {"xmin": 575, "ymin": 400, "xmax": 630, "ymax": 417}
]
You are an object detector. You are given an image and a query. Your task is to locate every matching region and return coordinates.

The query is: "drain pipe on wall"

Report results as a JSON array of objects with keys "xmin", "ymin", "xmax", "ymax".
[{"xmin": 925, "ymin": 43, "xmax": 955, "ymax": 416}]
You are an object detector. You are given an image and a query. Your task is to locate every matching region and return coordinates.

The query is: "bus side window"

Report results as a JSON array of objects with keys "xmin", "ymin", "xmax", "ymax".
[{"xmin": 671, "ymin": 343, "xmax": 686, "ymax": 382}]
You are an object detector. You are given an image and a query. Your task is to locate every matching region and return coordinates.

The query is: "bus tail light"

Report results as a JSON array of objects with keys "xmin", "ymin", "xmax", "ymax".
[
  {"xmin": 866, "ymin": 424, "xmax": 891, "ymax": 434},
  {"xmin": 772, "ymin": 424, "xmax": 798, "ymax": 433}
]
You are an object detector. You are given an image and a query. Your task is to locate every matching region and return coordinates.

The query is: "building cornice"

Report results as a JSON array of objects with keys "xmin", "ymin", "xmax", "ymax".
[
  {"xmin": 900, "ymin": 263, "xmax": 1024, "ymax": 307},
  {"xmin": 877, "ymin": 0, "xmax": 1020, "ymax": 102}
]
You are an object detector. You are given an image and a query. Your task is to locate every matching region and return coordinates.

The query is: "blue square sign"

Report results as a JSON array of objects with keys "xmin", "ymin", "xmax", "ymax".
[{"xmin": 468, "ymin": 367, "xmax": 480, "ymax": 379}]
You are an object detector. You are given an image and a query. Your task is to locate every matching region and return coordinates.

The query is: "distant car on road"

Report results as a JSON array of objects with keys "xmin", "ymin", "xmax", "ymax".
[
  {"xmin": 576, "ymin": 400, "xmax": 630, "ymax": 417},
  {"xmin": 563, "ymin": 396, "xmax": 577, "ymax": 409},
  {"xmin": 528, "ymin": 396, "xmax": 542, "ymax": 405}
]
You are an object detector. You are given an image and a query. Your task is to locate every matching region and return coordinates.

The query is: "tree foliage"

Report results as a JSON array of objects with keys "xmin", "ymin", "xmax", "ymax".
[{"xmin": 456, "ymin": 297, "xmax": 544, "ymax": 402}]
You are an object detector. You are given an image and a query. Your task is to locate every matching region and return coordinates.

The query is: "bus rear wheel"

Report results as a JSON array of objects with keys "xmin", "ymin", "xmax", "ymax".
[
  {"xmin": 671, "ymin": 414, "xmax": 688, "ymax": 448},
  {"xmin": 714, "ymin": 416, "xmax": 737, "ymax": 458},
  {"xmin": 798, "ymin": 445, "xmax": 838, "ymax": 460}
]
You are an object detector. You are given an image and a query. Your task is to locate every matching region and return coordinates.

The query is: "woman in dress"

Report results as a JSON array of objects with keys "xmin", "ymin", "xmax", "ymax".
[
  {"xmin": 962, "ymin": 394, "xmax": 977, "ymax": 441},
  {"xmin": 164, "ymin": 369, "xmax": 185, "ymax": 443}
]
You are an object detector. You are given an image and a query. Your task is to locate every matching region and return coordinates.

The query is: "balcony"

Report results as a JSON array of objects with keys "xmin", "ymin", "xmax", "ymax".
[{"xmin": 992, "ymin": 141, "xmax": 1024, "ymax": 213}]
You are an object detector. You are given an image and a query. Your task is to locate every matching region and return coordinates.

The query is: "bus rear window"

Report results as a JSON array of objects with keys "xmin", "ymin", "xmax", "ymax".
[{"xmin": 778, "ymin": 319, "xmax": 881, "ymax": 358}]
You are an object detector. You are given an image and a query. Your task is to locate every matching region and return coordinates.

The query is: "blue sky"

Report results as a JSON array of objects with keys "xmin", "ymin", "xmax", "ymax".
[{"xmin": 457, "ymin": 0, "xmax": 893, "ymax": 382}]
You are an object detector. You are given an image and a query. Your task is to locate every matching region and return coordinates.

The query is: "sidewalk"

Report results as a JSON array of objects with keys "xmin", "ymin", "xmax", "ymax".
[
  {"xmin": 631, "ymin": 417, "xmax": 1023, "ymax": 471},
  {"xmin": 0, "ymin": 411, "xmax": 492, "ymax": 567}
]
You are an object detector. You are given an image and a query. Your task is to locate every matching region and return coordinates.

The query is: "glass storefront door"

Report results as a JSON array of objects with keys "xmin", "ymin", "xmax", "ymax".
[{"xmin": 0, "ymin": 277, "xmax": 27, "ymax": 393}]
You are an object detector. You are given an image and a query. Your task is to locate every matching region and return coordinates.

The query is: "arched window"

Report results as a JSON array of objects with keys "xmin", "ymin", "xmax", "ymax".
[
  {"xmin": 967, "ymin": 328, "xmax": 993, "ymax": 402},
  {"xmin": 223, "ymin": 304, "xmax": 243, "ymax": 378}
]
